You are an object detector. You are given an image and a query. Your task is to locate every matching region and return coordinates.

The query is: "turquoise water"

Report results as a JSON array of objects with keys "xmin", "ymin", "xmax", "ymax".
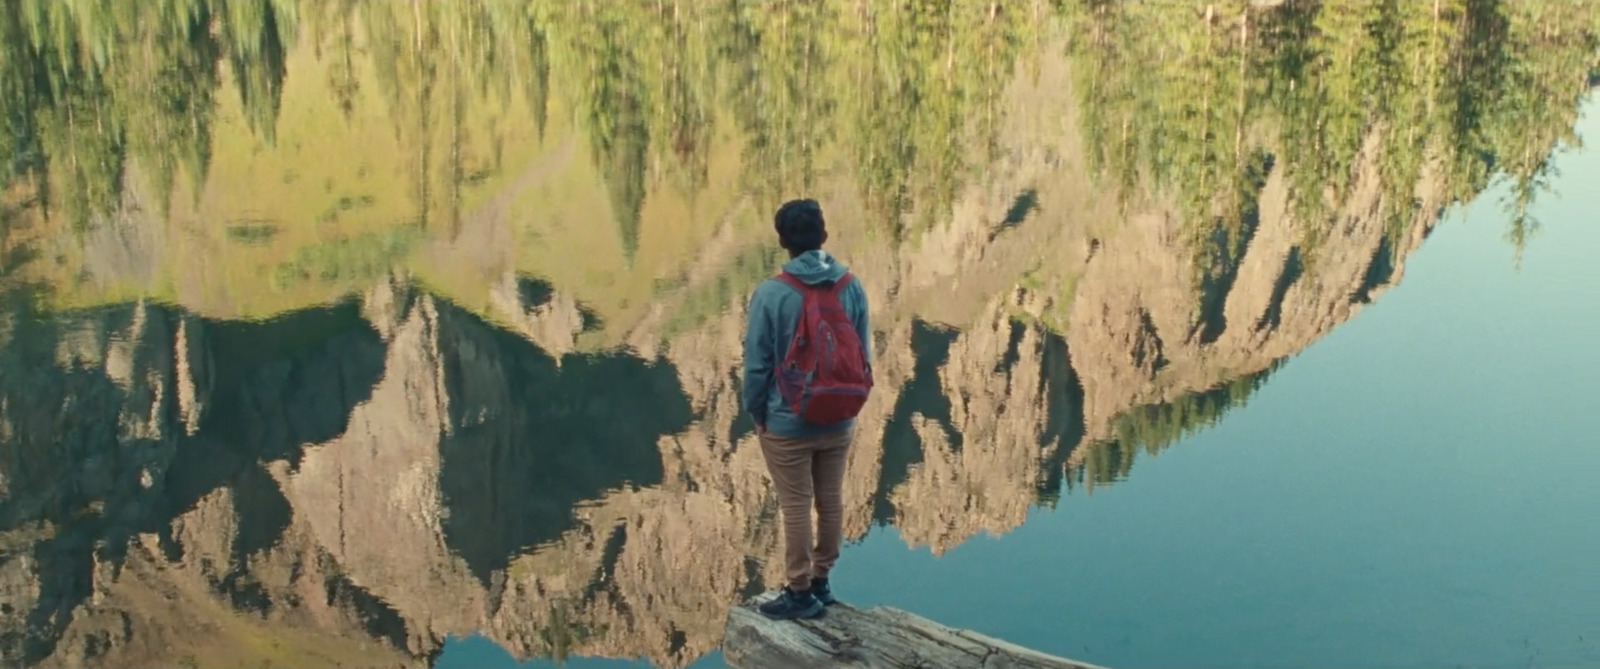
[{"xmin": 441, "ymin": 101, "xmax": 1600, "ymax": 669}]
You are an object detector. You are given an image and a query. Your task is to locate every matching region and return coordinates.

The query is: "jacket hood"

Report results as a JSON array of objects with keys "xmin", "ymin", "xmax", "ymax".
[{"xmin": 781, "ymin": 250, "xmax": 850, "ymax": 285}]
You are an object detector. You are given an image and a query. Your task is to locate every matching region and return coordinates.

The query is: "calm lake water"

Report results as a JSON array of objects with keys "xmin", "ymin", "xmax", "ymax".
[{"xmin": 2, "ymin": 2, "xmax": 1598, "ymax": 669}]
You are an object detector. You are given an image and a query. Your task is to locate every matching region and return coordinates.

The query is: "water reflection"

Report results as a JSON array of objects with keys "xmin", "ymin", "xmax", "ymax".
[{"xmin": 1, "ymin": 0, "xmax": 1595, "ymax": 668}]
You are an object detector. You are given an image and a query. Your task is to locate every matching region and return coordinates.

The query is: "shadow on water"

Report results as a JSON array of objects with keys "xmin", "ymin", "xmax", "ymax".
[
  {"xmin": 1354, "ymin": 233, "xmax": 1398, "ymax": 304},
  {"xmin": 433, "ymin": 295, "xmax": 692, "ymax": 586},
  {"xmin": 1194, "ymin": 152, "xmax": 1271, "ymax": 345},
  {"xmin": 1032, "ymin": 330, "xmax": 1088, "ymax": 507},
  {"xmin": 177, "ymin": 299, "xmax": 388, "ymax": 496},
  {"xmin": 987, "ymin": 189, "xmax": 1040, "ymax": 243},
  {"xmin": 873, "ymin": 320, "xmax": 964, "ymax": 526},
  {"xmin": 515, "ymin": 275, "xmax": 603, "ymax": 332}
]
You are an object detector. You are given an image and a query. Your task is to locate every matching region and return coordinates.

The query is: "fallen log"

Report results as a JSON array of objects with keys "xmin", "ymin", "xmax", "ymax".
[{"xmin": 723, "ymin": 593, "xmax": 1109, "ymax": 668}]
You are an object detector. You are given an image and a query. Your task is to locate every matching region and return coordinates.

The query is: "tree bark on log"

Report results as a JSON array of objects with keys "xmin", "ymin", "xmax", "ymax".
[{"xmin": 724, "ymin": 595, "xmax": 1109, "ymax": 669}]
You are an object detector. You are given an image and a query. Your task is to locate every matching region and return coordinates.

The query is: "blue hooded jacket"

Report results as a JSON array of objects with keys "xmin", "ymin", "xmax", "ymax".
[{"xmin": 742, "ymin": 250, "xmax": 872, "ymax": 438}]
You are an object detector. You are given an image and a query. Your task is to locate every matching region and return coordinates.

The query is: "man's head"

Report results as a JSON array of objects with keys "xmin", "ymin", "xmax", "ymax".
[{"xmin": 774, "ymin": 198, "xmax": 828, "ymax": 257}]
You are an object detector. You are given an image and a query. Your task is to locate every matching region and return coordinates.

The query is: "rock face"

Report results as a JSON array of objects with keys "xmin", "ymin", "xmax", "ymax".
[
  {"xmin": 488, "ymin": 272, "xmax": 592, "ymax": 359},
  {"xmin": 0, "ymin": 295, "xmax": 404, "ymax": 668},
  {"xmin": 1066, "ymin": 131, "xmax": 1446, "ymax": 440},
  {"xmin": 0, "ymin": 48, "xmax": 1461, "ymax": 669}
]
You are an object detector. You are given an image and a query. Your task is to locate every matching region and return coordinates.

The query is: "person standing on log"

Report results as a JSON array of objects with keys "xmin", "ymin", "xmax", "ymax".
[{"xmin": 742, "ymin": 198, "xmax": 875, "ymax": 621}]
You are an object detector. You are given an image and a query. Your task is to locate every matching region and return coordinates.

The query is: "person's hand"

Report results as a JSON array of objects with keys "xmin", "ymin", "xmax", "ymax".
[{"xmin": 755, "ymin": 422, "xmax": 767, "ymax": 436}]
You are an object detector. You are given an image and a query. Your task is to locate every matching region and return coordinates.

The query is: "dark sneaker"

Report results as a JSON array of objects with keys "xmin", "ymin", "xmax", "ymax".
[
  {"xmin": 758, "ymin": 586, "xmax": 824, "ymax": 620},
  {"xmin": 811, "ymin": 577, "xmax": 837, "ymax": 606}
]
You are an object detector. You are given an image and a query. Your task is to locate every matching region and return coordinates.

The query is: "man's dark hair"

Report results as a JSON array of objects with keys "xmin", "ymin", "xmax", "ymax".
[{"xmin": 774, "ymin": 199, "xmax": 827, "ymax": 255}]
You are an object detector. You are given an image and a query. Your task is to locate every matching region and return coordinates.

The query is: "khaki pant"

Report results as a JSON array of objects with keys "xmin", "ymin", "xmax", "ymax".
[{"xmin": 757, "ymin": 427, "xmax": 854, "ymax": 592}]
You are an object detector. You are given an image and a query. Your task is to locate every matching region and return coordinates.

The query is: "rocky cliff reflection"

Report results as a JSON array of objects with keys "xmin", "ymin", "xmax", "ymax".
[
  {"xmin": 0, "ymin": 282, "xmax": 697, "ymax": 667},
  {"xmin": 0, "ymin": 167, "xmax": 1462, "ymax": 666},
  {"xmin": 1, "ymin": 0, "xmax": 1596, "ymax": 667}
]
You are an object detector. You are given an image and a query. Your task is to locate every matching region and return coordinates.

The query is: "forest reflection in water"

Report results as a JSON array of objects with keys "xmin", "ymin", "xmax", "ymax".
[{"xmin": 0, "ymin": 1, "xmax": 1597, "ymax": 668}]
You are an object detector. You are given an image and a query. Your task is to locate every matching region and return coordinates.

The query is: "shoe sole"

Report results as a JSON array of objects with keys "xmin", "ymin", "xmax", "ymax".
[{"xmin": 760, "ymin": 600, "xmax": 825, "ymax": 621}]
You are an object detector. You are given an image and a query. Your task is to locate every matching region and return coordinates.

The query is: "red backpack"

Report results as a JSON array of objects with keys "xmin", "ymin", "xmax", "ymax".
[{"xmin": 775, "ymin": 271, "xmax": 873, "ymax": 425}]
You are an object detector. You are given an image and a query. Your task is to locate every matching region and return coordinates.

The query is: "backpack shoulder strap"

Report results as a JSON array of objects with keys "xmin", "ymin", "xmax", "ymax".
[
  {"xmin": 775, "ymin": 272, "xmax": 809, "ymax": 293},
  {"xmin": 830, "ymin": 272, "xmax": 855, "ymax": 297}
]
